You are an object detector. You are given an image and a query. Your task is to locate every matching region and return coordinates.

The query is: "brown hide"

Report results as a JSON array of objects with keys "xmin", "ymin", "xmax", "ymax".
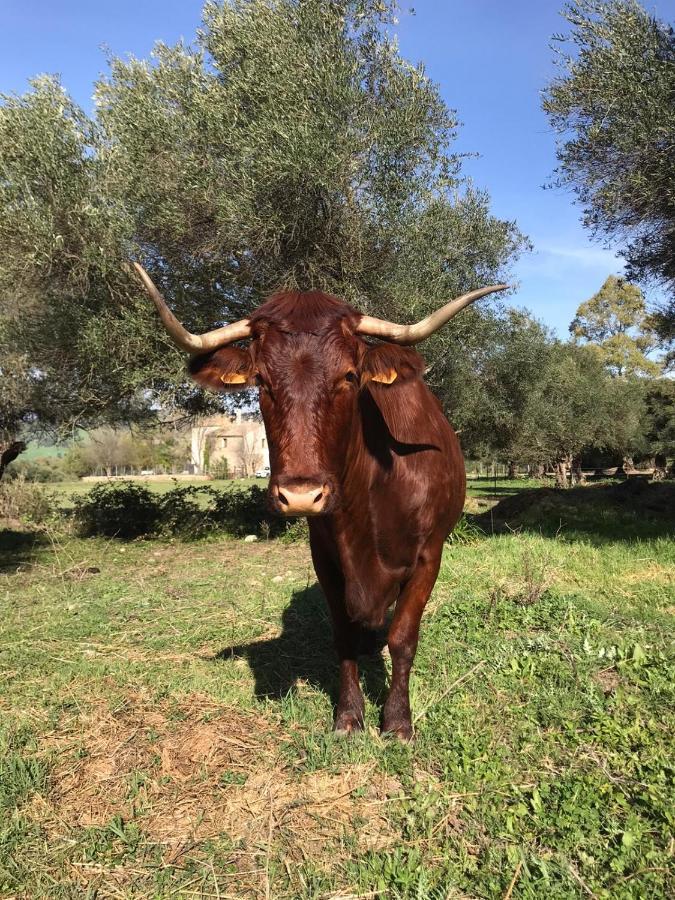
[{"xmin": 189, "ymin": 290, "xmax": 466, "ymax": 738}]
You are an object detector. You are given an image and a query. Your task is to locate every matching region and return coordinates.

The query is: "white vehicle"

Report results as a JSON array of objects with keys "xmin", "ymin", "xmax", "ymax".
[{"xmin": 255, "ymin": 466, "xmax": 271, "ymax": 478}]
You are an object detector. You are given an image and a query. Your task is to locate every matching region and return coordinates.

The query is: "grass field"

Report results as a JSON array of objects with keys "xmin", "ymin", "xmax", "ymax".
[{"xmin": 1, "ymin": 479, "xmax": 673, "ymax": 898}]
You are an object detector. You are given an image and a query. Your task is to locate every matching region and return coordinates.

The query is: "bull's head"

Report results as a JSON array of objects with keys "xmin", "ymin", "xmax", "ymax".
[{"xmin": 133, "ymin": 264, "xmax": 506, "ymax": 516}]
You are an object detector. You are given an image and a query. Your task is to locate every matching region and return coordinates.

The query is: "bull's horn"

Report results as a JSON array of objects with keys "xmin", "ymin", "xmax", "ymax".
[
  {"xmin": 356, "ymin": 284, "xmax": 509, "ymax": 345},
  {"xmin": 132, "ymin": 262, "xmax": 251, "ymax": 353}
]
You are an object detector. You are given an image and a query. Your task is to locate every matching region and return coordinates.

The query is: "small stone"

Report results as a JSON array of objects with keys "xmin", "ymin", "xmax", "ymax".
[
  {"xmin": 272, "ymin": 575, "xmax": 283, "ymax": 583},
  {"xmin": 244, "ymin": 534, "xmax": 258, "ymax": 543}
]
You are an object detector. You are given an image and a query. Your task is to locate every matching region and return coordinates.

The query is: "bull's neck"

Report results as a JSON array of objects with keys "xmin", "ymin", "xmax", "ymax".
[{"xmin": 334, "ymin": 398, "xmax": 382, "ymax": 527}]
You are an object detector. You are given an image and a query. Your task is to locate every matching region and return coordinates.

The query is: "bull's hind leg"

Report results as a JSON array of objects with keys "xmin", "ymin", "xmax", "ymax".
[{"xmin": 382, "ymin": 549, "xmax": 442, "ymax": 741}]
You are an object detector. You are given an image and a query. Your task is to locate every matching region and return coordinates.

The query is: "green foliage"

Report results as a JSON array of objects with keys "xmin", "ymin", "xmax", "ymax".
[
  {"xmin": 448, "ymin": 309, "xmax": 554, "ymax": 461},
  {"xmin": 643, "ymin": 378, "xmax": 675, "ymax": 459},
  {"xmin": 543, "ymin": 1, "xmax": 675, "ymax": 309},
  {"xmin": 0, "ymin": 751, "xmax": 49, "ymax": 813},
  {"xmin": 71, "ymin": 482, "xmax": 161, "ymax": 538},
  {"xmin": 509, "ymin": 342, "xmax": 639, "ymax": 470},
  {"xmin": 95, "ymin": 0, "xmax": 521, "ymax": 304},
  {"xmin": 445, "ymin": 512, "xmax": 484, "ymax": 545},
  {"xmin": 570, "ymin": 275, "xmax": 661, "ymax": 376},
  {"xmin": 450, "ymin": 307, "xmax": 655, "ymax": 471},
  {"xmin": 70, "ymin": 481, "xmax": 283, "ymax": 539},
  {"xmin": 0, "ymin": 476, "xmax": 56, "ymax": 525},
  {"xmin": 0, "ymin": 0, "xmax": 524, "ymax": 465},
  {"xmin": 8, "ymin": 457, "xmax": 68, "ymax": 483},
  {"xmin": 0, "ymin": 78, "xmax": 169, "ymax": 440}
]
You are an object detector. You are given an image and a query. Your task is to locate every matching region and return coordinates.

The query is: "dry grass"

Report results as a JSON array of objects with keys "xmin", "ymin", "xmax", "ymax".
[{"xmin": 30, "ymin": 691, "xmax": 402, "ymax": 893}]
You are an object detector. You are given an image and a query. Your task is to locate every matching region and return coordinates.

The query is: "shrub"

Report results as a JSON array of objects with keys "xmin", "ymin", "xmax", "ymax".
[
  {"xmin": 9, "ymin": 457, "xmax": 68, "ymax": 483},
  {"xmin": 157, "ymin": 485, "xmax": 215, "ymax": 539},
  {"xmin": 279, "ymin": 518, "xmax": 310, "ymax": 543},
  {"xmin": 71, "ymin": 482, "xmax": 160, "ymax": 538},
  {"xmin": 209, "ymin": 459, "xmax": 229, "ymax": 480},
  {"xmin": 0, "ymin": 476, "xmax": 55, "ymax": 525},
  {"xmin": 70, "ymin": 482, "xmax": 289, "ymax": 540},
  {"xmin": 210, "ymin": 485, "xmax": 278, "ymax": 536}
]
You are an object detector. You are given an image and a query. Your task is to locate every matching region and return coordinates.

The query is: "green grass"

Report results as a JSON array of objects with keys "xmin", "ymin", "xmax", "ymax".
[{"xmin": 0, "ymin": 482, "xmax": 673, "ymax": 898}]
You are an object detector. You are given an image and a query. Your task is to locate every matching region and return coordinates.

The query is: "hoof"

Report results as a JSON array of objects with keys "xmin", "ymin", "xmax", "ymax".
[
  {"xmin": 381, "ymin": 722, "xmax": 413, "ymax": 742},
  {"xmin": 334, "ymin": 711, "xmax": 364, "ymax": 736}
]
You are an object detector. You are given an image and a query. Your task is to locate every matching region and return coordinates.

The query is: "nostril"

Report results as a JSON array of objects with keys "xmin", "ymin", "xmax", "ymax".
[
  {"xmin": 278, "ymin": 491, "xmax": 289, "ymax": 505},
  {"xmin": 312, "ymin": 491, "xmax": 324, "ymax": 504}
]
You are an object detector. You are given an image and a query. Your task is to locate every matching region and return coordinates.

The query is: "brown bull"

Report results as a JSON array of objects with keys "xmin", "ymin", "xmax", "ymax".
[{"xmin": 134, "ymin": 265, "xmax": 506, "ymax": 739}]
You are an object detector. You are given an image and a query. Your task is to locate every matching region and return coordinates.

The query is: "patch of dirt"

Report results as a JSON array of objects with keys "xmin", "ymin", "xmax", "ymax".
[
  {"xmin": 462, "ymin": 496, "xmax": 482, "ymax": 515},
  {"xmin": 35, "ymin": 691, "xmax": 401, "ymax": 880},
  {"xmin": 620, "ymin": 564, "xmax": 674, "ymax": 585},
  {"xmin": 593, "ymin": 668, "xmax": 621, "ymax": 694}
]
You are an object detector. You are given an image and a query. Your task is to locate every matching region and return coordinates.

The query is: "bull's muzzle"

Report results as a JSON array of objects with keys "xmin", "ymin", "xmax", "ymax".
[{"xmin": 271, "ymin": 478, "xmax": 332, "ymax": 516}]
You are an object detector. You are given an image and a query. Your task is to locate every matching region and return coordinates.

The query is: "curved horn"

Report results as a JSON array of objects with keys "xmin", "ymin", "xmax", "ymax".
[
  {"xmin": 132, "ymin": 262, "xmax": 251, "ymax": 353},
  {"xmin": 356, "ymin": 284, "xmax": 509, "ymax": 345}
]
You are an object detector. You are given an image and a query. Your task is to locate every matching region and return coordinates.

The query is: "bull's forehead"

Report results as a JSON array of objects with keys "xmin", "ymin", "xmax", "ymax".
[{"xmin": 257, "ymin": 326, "xmax": 358, "ymax": 381}]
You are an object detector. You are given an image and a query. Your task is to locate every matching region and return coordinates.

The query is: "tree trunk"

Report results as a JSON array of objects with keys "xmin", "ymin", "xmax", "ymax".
[
  {"xmin": 507, "ymin": 460, "xmax": 518, "ymax": 479},
  {"xmin": 571, "ymin": 455, "xmax": 586, "ymax": 485},
  {"xmin": 0, "ymin": 440, "xmax": 26, "ymax": 480},
  {"xmin": 534, "ymin": 462, "xmax": 545, "ymax": 479},
  {"xmin": 554, "ymin": 454, "xmax": 572, "ymax": 489}
]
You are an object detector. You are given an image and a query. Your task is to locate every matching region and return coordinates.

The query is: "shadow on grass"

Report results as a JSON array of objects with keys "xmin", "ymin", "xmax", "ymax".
[
  {"xmin": 211, "ymin": 583, "xmax": 389, "ymax": 714},
  {"xmin": 0, "ymin": 529, "xmax": 48, "ymax": 573},
  {"xmin": 472, "ymin": 479, "xmax": 675, "ymax": 544}
]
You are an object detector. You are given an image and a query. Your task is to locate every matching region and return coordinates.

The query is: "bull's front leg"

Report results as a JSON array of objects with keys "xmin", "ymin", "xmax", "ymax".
[
  {"xmin": 382, "ymin": 552, "xmax": 442, "ymax": 741},
  {"xmin": 309, "ymin": 528, "xmax": 364, "ymax": 734},
  {"xmin": 327, "ymin": 594, "xmax": 366, "ymax": 734}
]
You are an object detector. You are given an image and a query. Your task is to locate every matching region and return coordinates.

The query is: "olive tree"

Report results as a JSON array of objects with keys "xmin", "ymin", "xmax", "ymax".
[
  {"xmin": 509, "ymin": 343, "xmax": 631, "ymax": 487},
  {"xmin": 543, "ymin": 0, "xmax": 675, "ymax": 337},
  {"xmin": 0, "ymin": 1, "xmax": 525, "ymax": 477}
]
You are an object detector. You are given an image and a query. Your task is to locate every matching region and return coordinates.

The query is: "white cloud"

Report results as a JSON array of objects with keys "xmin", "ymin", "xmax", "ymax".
[
  {"xmin": 517, "ymin": 243, "xmax": 625, "ymax": 279},
  {"xmin": 537, "ymin": 244, "xmax": 624, "ymax": 267}
]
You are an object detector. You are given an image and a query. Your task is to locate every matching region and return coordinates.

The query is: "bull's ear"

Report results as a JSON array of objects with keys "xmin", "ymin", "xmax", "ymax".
[
  {"xmin": 188, "ymin": 346, "xmax": 256, "ymax": 392},
  {"xmin": 361, "ymin": 343, "xmax": 425, "ymax": 386},
  {"xmin": 360, "ymin": 343, "xmax": 442, "ymax": 447}
]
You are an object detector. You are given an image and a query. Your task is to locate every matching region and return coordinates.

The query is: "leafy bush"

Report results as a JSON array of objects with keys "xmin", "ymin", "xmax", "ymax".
[
  {"xmin": 210, "ymin": 485, "xmax": 275, "ymax": 536},
  {"xmin": 209, "ymin": 459, "xmax": 229, "ymax": 479},
  {"xmin": 70, "ymin": 482, "xmax": 289, "ymax": 540},
  {"xmin": 278, "ymin": 517, "xmax": 310, "ymax": 543},
  {"xmin": 71, "ymin": 482, "xmax": 161, "ymax": 538},
  {"xmin": 0, "ymin": 476, "xmax": 55, "ymax": 525},
  {"xmin": 8, "ymin": 457, "xmax": 68, "ymax": 483}
]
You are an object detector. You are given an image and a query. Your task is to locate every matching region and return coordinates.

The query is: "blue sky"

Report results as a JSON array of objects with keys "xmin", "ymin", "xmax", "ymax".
[{"xmin": 2, "ymin": 0, "xmax": 673, "ymax": 335}]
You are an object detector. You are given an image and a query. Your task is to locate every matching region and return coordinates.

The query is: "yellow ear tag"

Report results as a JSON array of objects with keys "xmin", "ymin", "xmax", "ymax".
[
  {"xmin": 370, "ymin": 369, "xmax": 397, "ymax": 385},
  {"xmin": 220, "ymin": 372, "xmax": 248, "ymax": 385}
]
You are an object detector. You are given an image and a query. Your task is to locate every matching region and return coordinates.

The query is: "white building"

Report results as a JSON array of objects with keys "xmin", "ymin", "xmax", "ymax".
[{"xmin": 191, "ymin": 411, "xmax": 270, "ymax": 477}]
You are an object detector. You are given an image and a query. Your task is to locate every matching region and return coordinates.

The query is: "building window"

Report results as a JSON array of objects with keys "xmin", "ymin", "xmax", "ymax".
[
  {"xmin": 221, "ymin": 437, "xmax": 227, "ymax": 448},
  {"xmin": 262, "ymin": 438, "xmax": 266, "ymax": 448}
]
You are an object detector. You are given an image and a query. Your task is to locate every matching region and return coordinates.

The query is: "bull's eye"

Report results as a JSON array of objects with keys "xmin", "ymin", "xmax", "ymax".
[{"xmin": 344, "ymin": 371, "xmax": 358, "ymax": 385}]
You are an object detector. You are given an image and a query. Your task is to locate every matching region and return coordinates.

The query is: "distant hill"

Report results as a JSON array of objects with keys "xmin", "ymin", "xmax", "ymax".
[{"xmin": 21, "ymin": 432, "xmax": 87, "ymax": 461}]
